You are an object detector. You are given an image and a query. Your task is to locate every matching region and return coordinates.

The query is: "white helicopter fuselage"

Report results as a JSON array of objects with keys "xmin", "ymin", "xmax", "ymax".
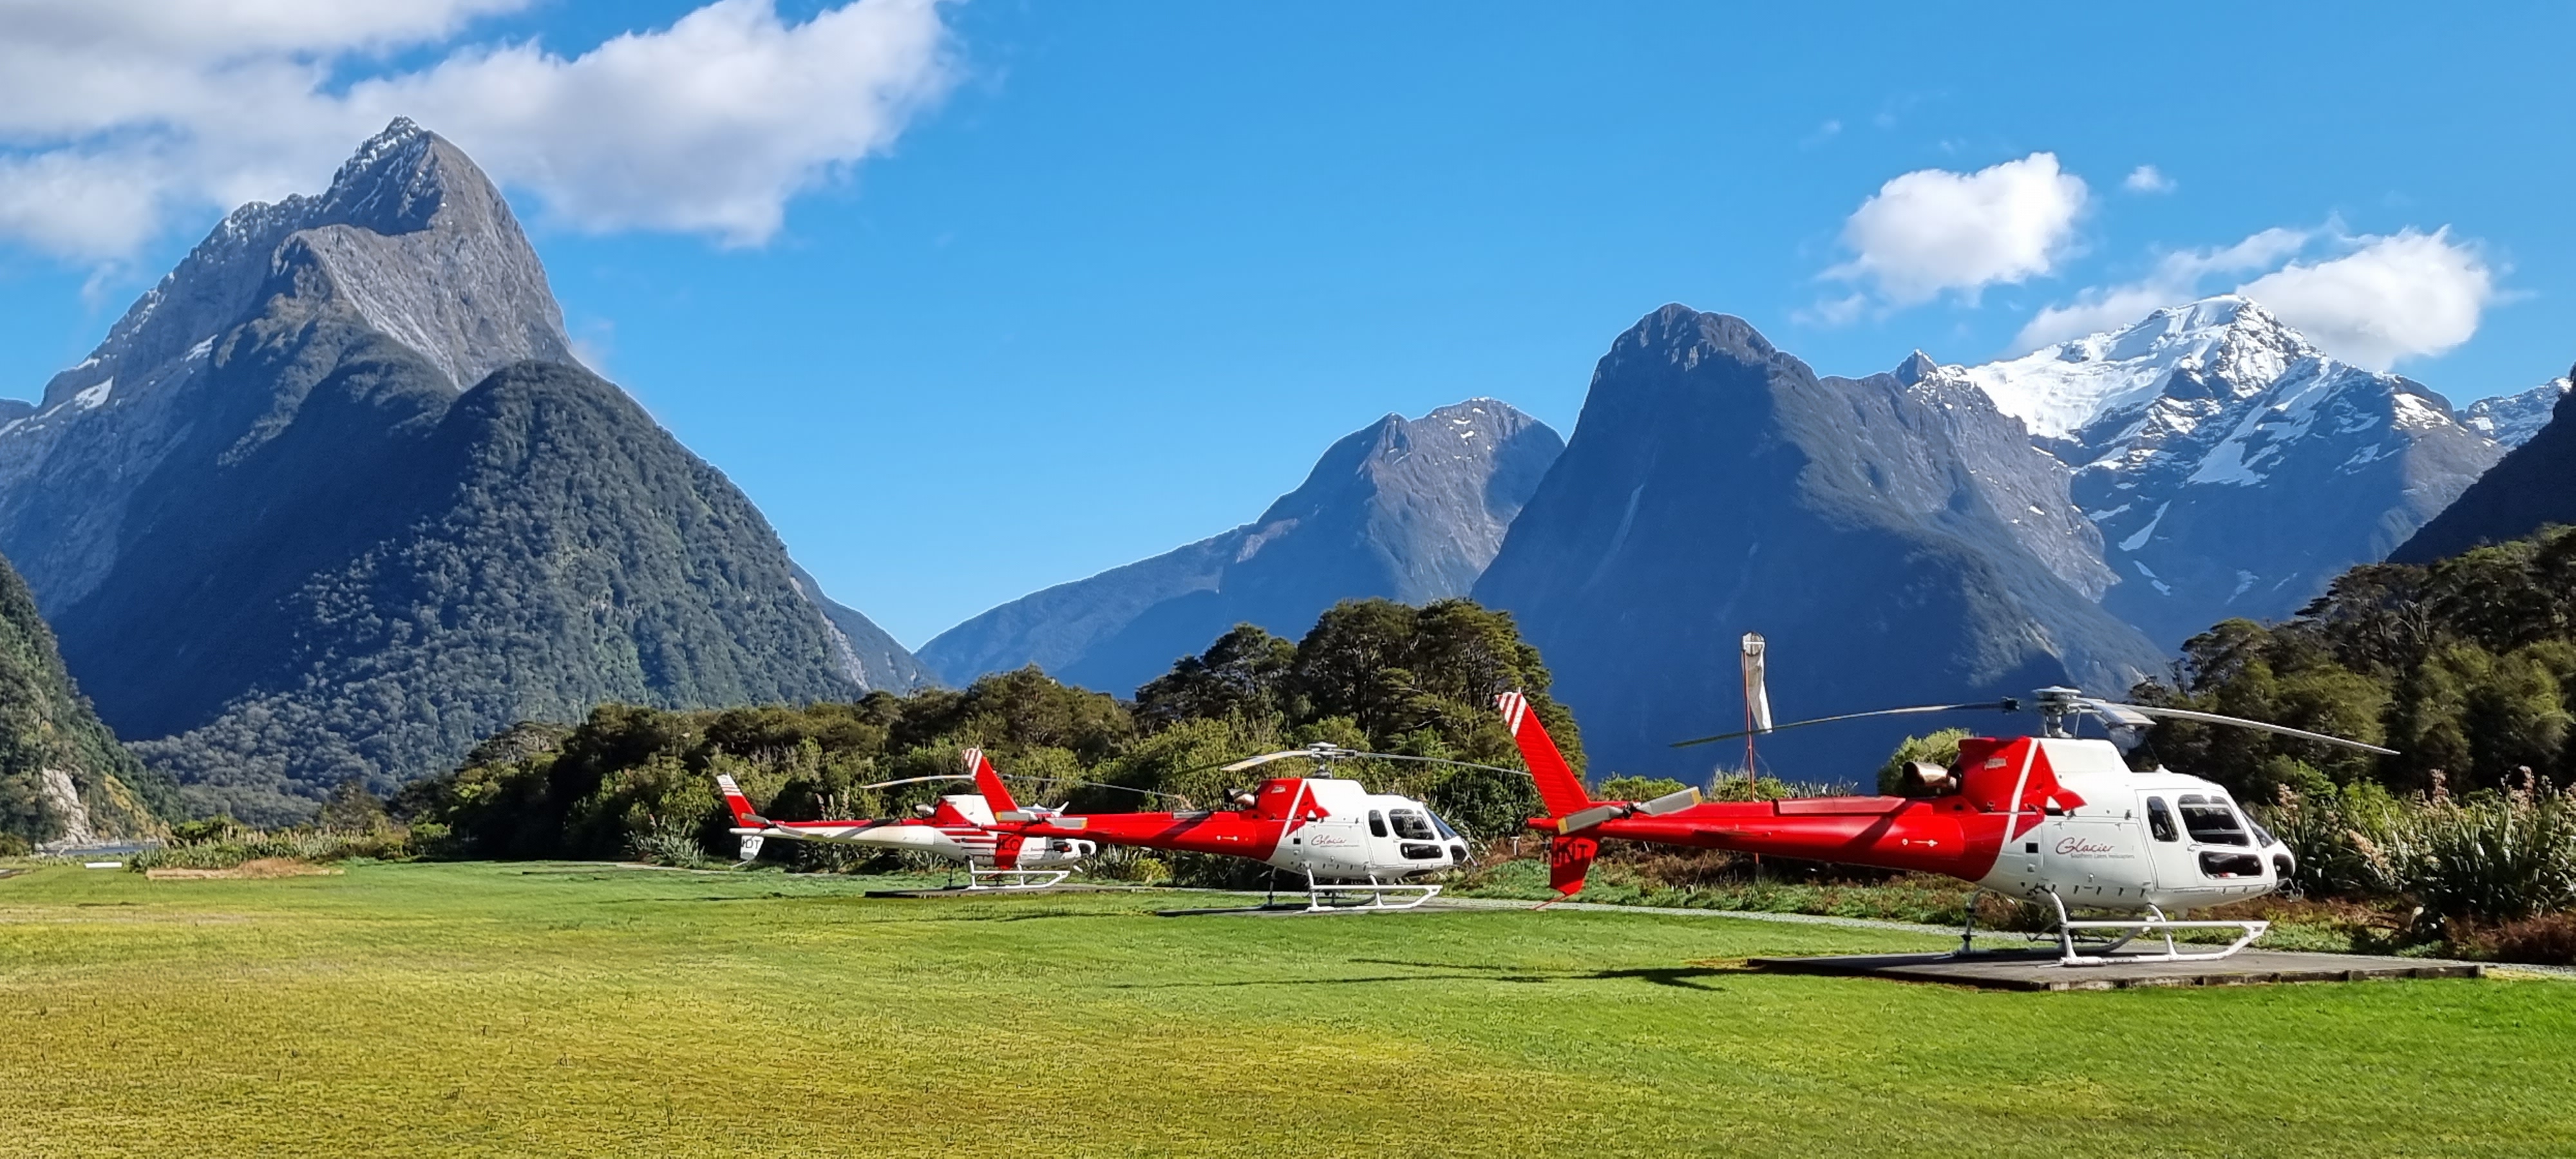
[
  {"xmin": 1262, "ymin": 777, "xmax": 1473, "ymax": 883},
  {"xmin": 1967, "ymin": 739, "xmax": 2294, "ymax": 914}
]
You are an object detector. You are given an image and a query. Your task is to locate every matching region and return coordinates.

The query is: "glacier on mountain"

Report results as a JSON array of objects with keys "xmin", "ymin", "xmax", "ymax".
[{"xmin": 1931, "ymin": 295, "xmax": 2501, "ymax": 648}]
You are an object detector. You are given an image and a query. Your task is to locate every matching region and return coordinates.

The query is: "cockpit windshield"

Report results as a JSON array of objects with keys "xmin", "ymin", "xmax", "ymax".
[{"xmin": 1427, "ymin": 813, "xmax": 1460, "ymax": 841}]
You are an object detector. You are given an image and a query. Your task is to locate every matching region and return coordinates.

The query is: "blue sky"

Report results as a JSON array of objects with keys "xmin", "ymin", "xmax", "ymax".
[{"xmin": 0, "ymin": 1, "xmax": 2568, "ymax": 646}]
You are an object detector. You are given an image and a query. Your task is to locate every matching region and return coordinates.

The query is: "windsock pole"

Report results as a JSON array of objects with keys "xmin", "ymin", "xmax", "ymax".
[
  {"xmin": 1740, "ymin": 632, "xmax": 1771, "ymax": 787},
  {"xmin": 1741, "ymin": 632, "xmax": 1770, "ymax": 881}
]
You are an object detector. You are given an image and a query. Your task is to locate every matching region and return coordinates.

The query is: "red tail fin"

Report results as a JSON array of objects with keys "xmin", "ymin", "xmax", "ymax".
[
  {"xmin": 963, "ymin": 748, "xmax": 1019, "ymax": 814},
  {"xmin": 714, "ymin": 773, "xmax": 764, "ymax": 827},
  {"xmin": 1497, "ymin": 691, "xmax": 1594, "ymax": 818},
  {"xmin": 1547, "ymin": 834, "xmax": 1598, "ymax": 898}
]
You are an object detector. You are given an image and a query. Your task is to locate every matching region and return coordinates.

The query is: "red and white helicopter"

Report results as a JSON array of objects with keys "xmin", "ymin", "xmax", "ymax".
[
  {"xmin": 1495, "ymin": 686, "xmax": 2392, "ymax": 965},
  {"xmin": 715, "ymin": 749, "xmax": 1097, "ymax": 889},
  {"xmin": 1012, "ymin": 744, "xmax": 1477, "ymax": 911}
]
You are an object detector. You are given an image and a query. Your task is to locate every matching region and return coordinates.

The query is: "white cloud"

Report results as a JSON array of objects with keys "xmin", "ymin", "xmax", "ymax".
[
  {"xmin": 0, "ymin": 0, "xmax": 956, "ymax": 258},
  {"xmin": 1826, "ymin": 152, "xmax": 2088, "ymax": 306},
  {"xmin": 2122, "ymin": 164, "xmax": 2175, "ymax": 194},
  {"xmin": 2012, "ymin": 227, "xmax": 2309, "ymax": 350},
  {"xmin": 2011, "ymin": 225, "xmax": 2497, "ymax": 369},
  {"xmin": 2238, "ymin": 229, "xmax": 2496, "ymax": 370}
]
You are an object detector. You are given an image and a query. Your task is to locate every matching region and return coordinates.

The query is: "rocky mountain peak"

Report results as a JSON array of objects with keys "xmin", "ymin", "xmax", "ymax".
[
  {"xmin": 2462, "ymin": 375, "xmax": 2576, "ymax": 448},
  {"xmin": 311, "ymin": 117, "xmax": 475, "ymax": 236}
]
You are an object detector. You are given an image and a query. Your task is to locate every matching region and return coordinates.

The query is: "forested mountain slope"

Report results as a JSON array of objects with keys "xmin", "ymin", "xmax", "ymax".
[{"xmin": 0, "ymin": 551, "xmax": 170, "ymax": 847}]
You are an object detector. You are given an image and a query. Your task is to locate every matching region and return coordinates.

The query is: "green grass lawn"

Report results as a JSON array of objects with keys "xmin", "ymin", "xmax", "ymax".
[{"xmin": 3, "ymin": 862, "xmax": 2571, "ymax": 1158}]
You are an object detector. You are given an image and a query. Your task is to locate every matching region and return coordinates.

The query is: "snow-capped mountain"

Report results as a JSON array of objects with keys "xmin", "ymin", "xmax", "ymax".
[
  {"xmin": 2463, "ymin": 377, "xmax": 2573, "ymax": 448},
  {"xmin": 1934, "ymin": 296, "xmax": 2501, "ymax": 648}
]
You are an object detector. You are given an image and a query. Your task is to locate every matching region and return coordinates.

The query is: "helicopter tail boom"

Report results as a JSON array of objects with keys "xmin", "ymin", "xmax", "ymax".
[
  {"xmin": 963, "ymin": 748, "xmax": 1024, "ymax": 816},
  {"xmin": 1496, "ymin": 691, "xmax": 1594, "ymax": 817},
  {"xmin": 714, "ymin": 773, "xmax": 766, "ymax": 827}
]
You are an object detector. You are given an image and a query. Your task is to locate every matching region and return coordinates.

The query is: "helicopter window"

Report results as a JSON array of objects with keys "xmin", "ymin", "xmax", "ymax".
[
  {"xmin": 1399, "ymin": 842, "xmax": 1445, "ymax": 860},
  {"xmin": 2199, "ymin": 851, "xmax": 2263, "ymax": 878},
  {"xmin": 1388, "ymin": 809, "xmax": 1438, "ymax": 841},
  {"xmin": 1428, "ymin": 813, "xmax": 1461, "ymax": 841},
  {"xmin": 2145, "ymin": 797, "xmax": 2179, "ymax": 842},
  {"xmin": 2248, "ymin": 819, "xmax": 2279, "ymax": 848},
  {"xmin": 2176, "ymin": 795, "xmax": 2251, "ymax": 846},
  {"xmin": 1367, "ymin": 810, "xmax": 1388, "ymax": 838}
]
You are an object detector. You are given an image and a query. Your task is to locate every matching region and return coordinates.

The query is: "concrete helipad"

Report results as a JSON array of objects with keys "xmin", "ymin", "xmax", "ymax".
[{"xmin": 1745, "ymin": 948, "xmax": 2485, "ymax": 991}]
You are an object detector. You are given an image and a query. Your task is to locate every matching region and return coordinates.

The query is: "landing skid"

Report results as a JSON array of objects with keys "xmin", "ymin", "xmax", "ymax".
[
  {"xmin": 967, "ymin": 867, "xmax": 1074, "ymax": 890},
  {"xmin": 1302, "ymin": 871, "xmax": 1441, "ymax": 913},
  {"xmin": 1953, "ymin": 888, "xmax": 2269, "ymax": 966}
]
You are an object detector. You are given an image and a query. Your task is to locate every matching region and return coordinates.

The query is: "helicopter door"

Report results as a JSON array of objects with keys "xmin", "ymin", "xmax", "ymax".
[
  {"xmin": 2137, "ymin": 793, "xmax": 2202, "ymax": 894},
  {"xmin": 2034, "ymin": 806, "xmax": 2153, "ymax": 906},
  {"xmin": 1295, "ymin": 813, "xmax": 1367, "ymax": 876}
]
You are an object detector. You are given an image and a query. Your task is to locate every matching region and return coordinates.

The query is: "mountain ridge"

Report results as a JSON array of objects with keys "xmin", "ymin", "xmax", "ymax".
[
  {"xmin": 1473, "ymin": 305, "xmax": 2166, "ymax": 781},
  {"xmin": 922, "ymin": 399, "xmax": 1563, "ymax": 694},
  {"xmin": 2393, "ymin": 363, "xmax": 2576, "ymax": 563}
]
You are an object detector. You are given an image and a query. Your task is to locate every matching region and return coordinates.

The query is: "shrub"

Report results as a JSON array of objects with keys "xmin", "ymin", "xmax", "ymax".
[
  {"xmin": 128, "ymin": 829, "xmax": 412, "ymax": 872},
  {"xmin": 625, "ymin": 816, "xmax": 711, "ymax": 869},
  {"xmin": 2347, "ymin": 776, "xmax": 2576, "ymax": 921},
  {"xmin": 2455, "ymin": 912, "xmax": 2576, "ymax": 965},
  {"xmin": 1877, "ymin": 729, "xmax": 1969, "ymax": 795}
]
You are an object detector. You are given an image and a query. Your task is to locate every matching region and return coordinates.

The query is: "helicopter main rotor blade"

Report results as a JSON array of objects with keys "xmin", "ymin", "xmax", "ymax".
[
  {"xmin": 1633, "ymin": 787, "xmax": 1703, "ymax": 816},
  {"xmin": 2085, "ymin": 701, "xmax": 2398, "ymax": 756},
  {"xmin": 1330, "ymin": 751, "xmax": 1535, "ymax": 778},
  {"xmin": 1669, "ymin": 701, "xmax": 2018, "ymax": 748},
  {"xmin": 853, "ymin": 774, "xmax": 973, "ymax": 789},
  {"xmin": 1218, "ymin": 750, "xmax": 1320, "ymax": 773}
]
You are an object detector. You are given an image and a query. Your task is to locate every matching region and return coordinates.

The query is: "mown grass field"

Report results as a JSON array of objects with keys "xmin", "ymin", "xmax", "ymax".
[{"xmin": 3, "ymin": 862, "xmax": 2571, "ymax": 1158}]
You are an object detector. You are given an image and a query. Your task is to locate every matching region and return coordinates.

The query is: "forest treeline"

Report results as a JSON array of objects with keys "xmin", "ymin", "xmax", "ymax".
[
  {"xmin": 392, "ymin": 598, "xmax": 1579, "ymax": 865},
  {"xmin": 2137, "ymin": 525, "xmax": 2576, "ymax": 798}
]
